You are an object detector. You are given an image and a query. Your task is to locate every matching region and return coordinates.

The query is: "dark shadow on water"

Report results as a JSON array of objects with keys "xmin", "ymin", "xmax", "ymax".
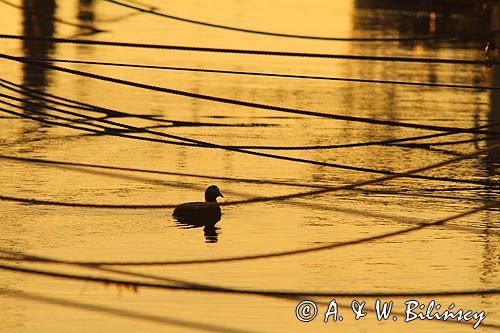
[
  {"xmin": 354, "ymin": 0, "xmax": 494, "ymax": 42},
  {"xmin": 173, "ymin": 216, "xmax": 221, "ymax": 243},
  {"xmin": 22, "ymin": 0, "xmax": 56, "ymax": 90},
  {"xmin": 486, "ymin": 25, "xmax": 500, "ymax": 174},
  {"xmin": 18, "ymin": 0, "xmax": 56, "ymax": 136},
  {"xmin": 77, "ymin": 0, "xmax": 95, "ymax": 23}
]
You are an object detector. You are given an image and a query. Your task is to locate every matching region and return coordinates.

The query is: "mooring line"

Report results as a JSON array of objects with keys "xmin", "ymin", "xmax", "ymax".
[
  {"xmin": 0, "ymin": 35, "xmax": 495, "ymax": 66},
  {"xmin": 21, "ymin": 56, "xmax": 500, "ymax": 91},
  {"xmin": 2, "ymin": 77, "xmax": 497, "ymax": 152},
  {"xmin": 1, "ymin": 142, "xmax": 498, "ymax": 210},
  {"xmin": 1, "ymin": 103, "xmax": 498, "ymax": 187},
  {"xmin": 0, "ymin": 54, "xmax": 496, "ymax": 135}
]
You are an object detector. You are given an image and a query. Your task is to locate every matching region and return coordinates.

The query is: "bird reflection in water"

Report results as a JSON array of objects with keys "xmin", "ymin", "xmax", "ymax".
[{"xmin": 172, "ymin": 185, "xmax": 223, "ymax": 243}]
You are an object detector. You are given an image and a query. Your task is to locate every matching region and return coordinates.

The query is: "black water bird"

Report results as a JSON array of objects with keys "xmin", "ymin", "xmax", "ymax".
[{"xmin": 172, "ymin": 185, "xmax": 223, "ymax": 226}]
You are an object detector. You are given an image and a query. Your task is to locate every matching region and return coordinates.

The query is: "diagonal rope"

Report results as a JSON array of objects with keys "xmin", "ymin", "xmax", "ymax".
[
  {"xmin": 20, "ymin": 56, "xmax": 500, "ymax": 90},
  {"xmin": 0, "ymin": 79, "xmax": 269, "ymax": 128},
  {"xmin": 0, "ymin": 288, "xmax": 261, "ymax": 333},
  {"xmin": 4, "ymin": 77, "xmax": 498, "ymax": 151},
  {"xmin": 2, "ymin": 54, "xmax": 496, "ymax": 134},
  {"xmin": 0, "ymin": 35, "xmax": 495, "ymax": 66},
  {"xmin": 0, "ymin": 154, "xmax": 492, "ymax": 202},
  {"xmin": 1, "ymin": 103, "xmax": 498, "ymax": 187},
  {"xmin": 0, "ymin": 259, "xmax": 498, "ymax": 297},
  {"xmin": 0, "ymin": 132, "xmax": 499, "ymax": 210},
  {"xmin": 1, "ymin": 154, "xmax": 496, "ymax": 235},
  {"xmin": 23, "ymin": 200, "xmax": 497, "ymax": 266},
  {"xmin": 3, "ymin": 87, "xmax": 499, "ymax": 152},
  {"xmin": 1, "ymin": 198, "xmax": 497, "ymax": 266},
  {"xmin": 0, "ymin": 250, "xmax": 500, "ymax": 328}
]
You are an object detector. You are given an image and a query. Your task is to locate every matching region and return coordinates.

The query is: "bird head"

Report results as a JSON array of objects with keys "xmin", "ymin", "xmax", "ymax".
[{"xmin": 205, "ymin": 185, "xmax": 223, "ymax": 202}]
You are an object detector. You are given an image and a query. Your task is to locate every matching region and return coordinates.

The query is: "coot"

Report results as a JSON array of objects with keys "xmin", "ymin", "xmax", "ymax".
[{"xmin": 172, "ymin": 185, "xmax": 223, "ymax": 225}]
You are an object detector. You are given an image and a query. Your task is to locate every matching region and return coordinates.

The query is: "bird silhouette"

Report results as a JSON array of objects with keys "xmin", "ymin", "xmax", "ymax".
[{"xmin": 172, "ymin": 185, "xmax": 223, "ymax": 226}]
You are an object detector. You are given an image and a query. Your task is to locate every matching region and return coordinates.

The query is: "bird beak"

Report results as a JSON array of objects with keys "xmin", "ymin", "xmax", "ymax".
[{"xmin": 219, "ymin": 192, "xmax": 224, "ymax": 198}]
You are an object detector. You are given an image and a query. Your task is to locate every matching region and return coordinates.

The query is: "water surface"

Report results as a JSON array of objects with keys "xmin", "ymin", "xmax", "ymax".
[{"xmin": 0, "ymin": 1, "xmax": 499, "ymax": 332}]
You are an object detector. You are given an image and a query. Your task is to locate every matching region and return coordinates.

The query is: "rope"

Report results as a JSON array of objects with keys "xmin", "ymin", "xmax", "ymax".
[
  {"xmin": 0, "ymin": 35, "xmax": 495, "ymax": 66},
  {"xmin": 0, "ymin": 94, "xmax": 115, "ymax": 131},
  {"xmin": 7, "ymin": 248, "xmax": 500, "ymax": 297},
  {"xmin": 1, "ymin": 143, "xmax": 499, "ymax": 209},
  {"xmin": 104, "ymin": 0, "xmax": 499, "ymax": 43},
  {"xmin": 0, "ymin": 288, "xmax": 259, "ymax": 333},
  {"xmin": 2, "ymin": 250, "xmax": 499, "ymax": 330},
  {"xmin": 0, "ymin": 155, "xmax": 319, "ymax": 188},
  {"xmin": 0, "ymin": 97, "xmax": 193, "ymax": 144},
  {"xmin": 0, "ymin": 262, "xmax": 498, "ymax": 297},
  {"xmin": 23, "ymin": 56, "xmax": 500, "ymax": 91},
  {"xmin": 3, "ymin": 87, "xmax": 497, "ymax": 152},
  {"xmin": 1, "ymin": 80, "xmax": 492, "ymax": 150},
  {"xmin": 2, "ymin": 77, "xmax": 498, "ymax": 151},
  {"xmin": 0, "ymin": 79, "xmax": 100, "ymax": 112},
  {"xmin": 2, "ymin": 154, "xmax": 496, "ymax": 235},
  {"xmin": 0, "ymin": 200, "xmax": 498, "ymax": 266},
  {"xmin": 2, "ymin": 104, "xmax": 499, "ymax": 186},
  {"xmin": 0, "ymin": 154, "xmax": 492, "ymax": 196},
  {"xmin": 0, "ymin": 78, "xmax": 269, "ymax": 128},
  {"xmin": 0, "ymin": 158, "xmax": 489, "ymax": 233},
  {"xmin": 0, "ymin": 104, "xmax": 192, "ymax": 147},
  {"xmin": 396, "ymin": 135, "xmax": 500, "ymax": 148},
  {"xmin": 22, "ymin": 201, "xmax": 500, "ymax": 266},
  {"xmin": 1, "ymin": 54, "xmax": 497, "ymax": 135}
]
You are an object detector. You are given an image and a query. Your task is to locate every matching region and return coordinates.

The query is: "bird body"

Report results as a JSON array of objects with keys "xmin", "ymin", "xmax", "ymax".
[
  {"xmin": 173, "ymin": 201, "xmax": 221, "ymax": 222},
  {"xmin": 172, "ymin": 185, "xmax": 223, "ymax": 226}
]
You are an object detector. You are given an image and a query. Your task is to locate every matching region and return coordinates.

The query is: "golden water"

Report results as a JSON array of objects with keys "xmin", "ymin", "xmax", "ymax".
[{"xmin": 0, "ymin": 1, "xmax": 498, "ymax": 332}]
